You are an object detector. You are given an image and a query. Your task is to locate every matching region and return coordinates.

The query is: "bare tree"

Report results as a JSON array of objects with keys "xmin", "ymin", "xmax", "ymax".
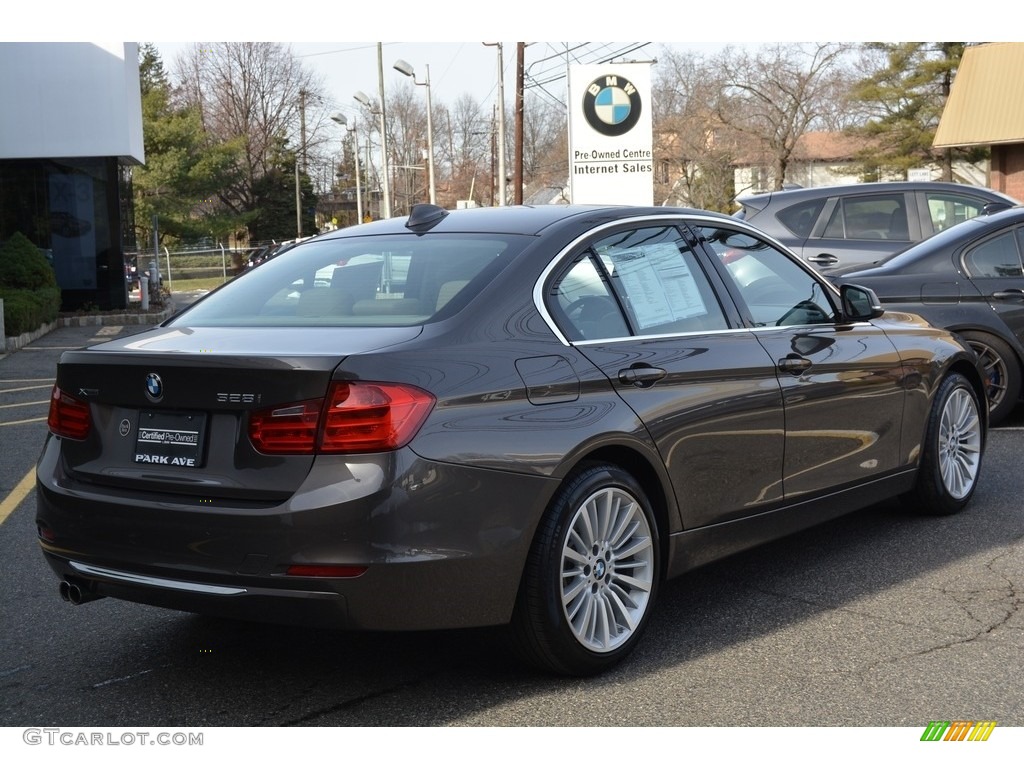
[
  {"xmin": 652, "ymin": 47, "xmax": 738, "ymax": 212},
  {"xmin": 712, "ymin": 43, "xmax": 854, "ymax": 191},
  {"xmin": 444, "ymin": 93, "xmax": 491, "ymax": 205},
  {"xmin": 385, "ymin": 81, "xmax": 430, "ymax": 215}
]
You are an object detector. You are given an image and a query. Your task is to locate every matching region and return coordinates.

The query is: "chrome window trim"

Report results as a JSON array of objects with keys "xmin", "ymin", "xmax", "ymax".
[
  {"xmin": 572, "ymin": 325, "xmax": 756, "ymax": 346},
  {"xmin": 533, "ymin": 213, "xmax": 841, "ymax": 346}
]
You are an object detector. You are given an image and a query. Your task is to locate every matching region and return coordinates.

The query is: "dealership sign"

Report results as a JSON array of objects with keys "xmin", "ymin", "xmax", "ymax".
[{"xmin": 568, "ymin": 63, "xmax": 653, "ymax": 205}]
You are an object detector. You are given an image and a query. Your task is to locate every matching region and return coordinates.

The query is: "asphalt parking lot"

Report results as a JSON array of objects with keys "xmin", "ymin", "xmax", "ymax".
[{"xmin": 1, "ymin": 314, "xmax": 1022, "ymax": 733}]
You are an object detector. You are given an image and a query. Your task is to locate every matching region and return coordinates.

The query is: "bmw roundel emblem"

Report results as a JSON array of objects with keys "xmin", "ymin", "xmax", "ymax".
[
  {"xmin": 145, "ymin": 373, "xmax": 164, "ymax": 402},
  {"xmin": 582, "ymin": 74, "xmax": 642, "ymax": 137}
]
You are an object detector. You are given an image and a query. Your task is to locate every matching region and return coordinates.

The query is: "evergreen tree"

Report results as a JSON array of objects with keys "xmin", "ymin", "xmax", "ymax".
[
  {"xmin": 132, "ymin": 43, "xmax": 246, "ymax": 249},
  {"xmin": 249, "ymin": 138, "xmax": 318, "ymax": 243},
  {"xmin": 848, "ymin": 43, "xmax": 986, "ymax": 180}
]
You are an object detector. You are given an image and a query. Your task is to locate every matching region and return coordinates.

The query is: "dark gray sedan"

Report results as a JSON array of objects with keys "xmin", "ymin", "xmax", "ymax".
[
  {"xmin": 831, "ymin": 205, "xmax": 1024, "ymax": 426},
  {"xmin": 38, "ymin": 204, "xmax": 987, "ymax": 675}
]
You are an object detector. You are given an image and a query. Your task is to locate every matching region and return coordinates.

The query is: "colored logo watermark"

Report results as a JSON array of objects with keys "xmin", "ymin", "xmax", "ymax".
[{"xmin": 921, "ymin": 721, "xmax": 997, "ymax": 741}]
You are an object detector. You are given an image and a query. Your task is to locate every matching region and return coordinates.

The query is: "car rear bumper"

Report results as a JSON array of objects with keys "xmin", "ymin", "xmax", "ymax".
[{"xmin": 36, "ymin": 443, "xmax": 557, "ymax": 631}]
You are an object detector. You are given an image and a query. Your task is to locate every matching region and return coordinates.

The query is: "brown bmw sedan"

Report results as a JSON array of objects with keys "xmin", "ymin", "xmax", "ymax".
[{"xmin": 38, "ymin": 204, "xmax": 987, "ymax": 675}]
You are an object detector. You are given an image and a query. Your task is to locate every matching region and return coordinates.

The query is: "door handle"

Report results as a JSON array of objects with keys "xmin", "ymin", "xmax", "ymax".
[
  {"xmin": 807, "ymin": 254, "xmax": 839, "ymax": 266},
  {"xmin": 778, "ymin": 355, "xmax": 812, "ymax": 374},
  {"xmin": 618, "ymin": 365, "xmax": 667, "ymax": 387},
  {"xmin": 991, "ymin": 288, "xmax": 1024, "ymax": 302}
]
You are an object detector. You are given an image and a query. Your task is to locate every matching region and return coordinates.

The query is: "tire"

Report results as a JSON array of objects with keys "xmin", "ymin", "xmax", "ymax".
[
  {"xmin": 960, "ymin": 330, "xmax": 1020, "ymax": 426},
  {"xmin": 510, "ymin": 464, "xmax": 659, "ymax": 676},
  {"xmin": 903, "ymin": 372, "xmax": 984, "ymax": 516}
]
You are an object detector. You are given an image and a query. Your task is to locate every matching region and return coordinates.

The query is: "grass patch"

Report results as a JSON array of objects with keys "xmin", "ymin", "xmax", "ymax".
[{"xmin": 164, "ymin": 276, "xmax": 235, "ymax": 292}]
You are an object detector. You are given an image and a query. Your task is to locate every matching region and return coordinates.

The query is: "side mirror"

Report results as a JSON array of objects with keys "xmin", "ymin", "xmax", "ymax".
[{"xmin": 839, "ymin": 284, "xmax": 884, "ymax": 321}]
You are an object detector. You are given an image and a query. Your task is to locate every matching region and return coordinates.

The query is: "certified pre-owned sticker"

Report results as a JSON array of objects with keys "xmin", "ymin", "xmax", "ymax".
[{"xmin": 133, "ymin": 411, "xmax": 206, "ymax": 468}]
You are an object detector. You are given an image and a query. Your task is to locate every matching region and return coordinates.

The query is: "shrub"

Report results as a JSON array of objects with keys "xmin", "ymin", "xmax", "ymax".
[
  {"xmin": 1, "ymin": 286, "xmax": 62, "ymax": 336},
  {"xmin": 0, "ymin": 232, "xmax": 58, "ymax": 290}
]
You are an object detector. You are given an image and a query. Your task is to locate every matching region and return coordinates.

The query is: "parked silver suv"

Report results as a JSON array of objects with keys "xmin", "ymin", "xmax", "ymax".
[{"xmin": 735, "ymin": 181, "xmax": 1017, "ymax": 271}]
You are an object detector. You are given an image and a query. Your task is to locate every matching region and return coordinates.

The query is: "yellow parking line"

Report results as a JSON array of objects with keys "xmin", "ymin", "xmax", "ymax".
[
  {"xmin": 0, "ymin": 400, "xmax": 49, "ymax": 409},
  {"xmin": 0, "ymin": 417, "xmax": 48, "ymax": 427},
  {"xmin": 0, "ymin": 465, "xmax": 36, "ymax": 526}
]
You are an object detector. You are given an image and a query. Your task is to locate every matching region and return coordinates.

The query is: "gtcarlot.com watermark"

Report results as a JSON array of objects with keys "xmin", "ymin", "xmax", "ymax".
[{"xmin": 23, "ymin": 728, "xmax": 203, "ymax": 747}]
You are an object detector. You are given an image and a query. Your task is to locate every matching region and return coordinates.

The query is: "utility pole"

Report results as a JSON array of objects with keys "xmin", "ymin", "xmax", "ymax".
[
  {"xmin": 299, "ymin": 88, "xmax": 308, "ymax": 172},
  {"xmin": 514, "ymin": 43, "xmax": 525, "ymax": 205},
  {"xmin": 377, "ymin": 43, "xmax": 392, "ymax": 218},
  {"xmin": 297, "ymin": 88, "xmax": 308, "ymax": 237}
]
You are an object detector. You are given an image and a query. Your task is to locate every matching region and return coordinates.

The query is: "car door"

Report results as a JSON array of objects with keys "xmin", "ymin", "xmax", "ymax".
[
  {"xmin": 548, "ymin": 222, "xmax": 786, "ymax": 529},
  {"xmin": 961, "ymin": 226, "xmax": 1024, "ymax": 347},
  {"xmin": 800, "ymin": 191, "xmax": 919, "ymax": 270},
  {"xmin": 691, "ymin": 221, "xmax": 909, "ymax": 499}
]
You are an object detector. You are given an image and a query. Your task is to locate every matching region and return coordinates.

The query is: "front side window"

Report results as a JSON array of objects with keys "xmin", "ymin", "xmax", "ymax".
[{"xmin": 696, "ymin": 225, "xmax": 837, "ymax": 327}]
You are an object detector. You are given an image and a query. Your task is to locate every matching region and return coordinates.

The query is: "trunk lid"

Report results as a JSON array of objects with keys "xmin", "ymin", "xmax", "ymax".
[{"xmin": 52, "ymin": 326, "xmax": 421, "ymax": 501}]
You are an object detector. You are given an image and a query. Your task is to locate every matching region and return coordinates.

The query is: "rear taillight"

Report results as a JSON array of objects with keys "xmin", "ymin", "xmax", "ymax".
[
  {"xmin": 248, "ymin": 381, "xmax": 434, "ymax": 455},
  {"xmin": 248, "ymin": 399, "xmax": 322, "ymax": 454},
  {"xmin": 47, "ymin": 385, "xmax": 91, "ymax": 440}
]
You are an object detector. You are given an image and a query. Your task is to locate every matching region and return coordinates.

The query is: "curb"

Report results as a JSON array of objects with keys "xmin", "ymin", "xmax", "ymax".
[{"xmin": 3, "ymin": 304, "xmax": 175, "ymax": 354}]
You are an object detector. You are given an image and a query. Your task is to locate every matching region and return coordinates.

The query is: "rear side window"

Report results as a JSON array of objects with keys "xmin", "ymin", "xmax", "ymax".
[
  {"xmin": 963, "ymin": 231, "xmax": 1024, "ymax": 277},
  {"xmin": 171, "ymin": 235, "xmax": 527, "ymax": 327},
  {"xmin": 776, "ymin": 199, "xmax": 824, "ymax": 238},
  {"xmin": 926, "ymin": 193, "xmax": 990, "ymax": 233},
  {"xmin": 551, "ymin": 226, "xmax": 728, "ymax": 341}
]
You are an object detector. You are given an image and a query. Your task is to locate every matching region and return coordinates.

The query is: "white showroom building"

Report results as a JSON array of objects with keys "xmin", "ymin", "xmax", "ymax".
[{"xmin": 0, "ymin": 42, "xmax": 144, "ymax": 310}]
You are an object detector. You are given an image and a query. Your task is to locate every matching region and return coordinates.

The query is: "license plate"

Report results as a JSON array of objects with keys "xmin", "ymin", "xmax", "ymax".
[{"xmin": 133, "ymin": 411, "xmax": 207, "ymax": 468}]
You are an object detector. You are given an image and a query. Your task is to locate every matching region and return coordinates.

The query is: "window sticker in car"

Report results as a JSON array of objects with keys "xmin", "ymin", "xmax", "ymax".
[{"xmin": 607, "ymin": 243, "xmax": 708, "ymax": 330}]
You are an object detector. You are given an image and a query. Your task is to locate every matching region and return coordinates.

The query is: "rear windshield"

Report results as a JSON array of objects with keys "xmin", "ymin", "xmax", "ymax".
[{"xmin": 170, "ymin": 234, "xmax": 528, "ymax": 327}]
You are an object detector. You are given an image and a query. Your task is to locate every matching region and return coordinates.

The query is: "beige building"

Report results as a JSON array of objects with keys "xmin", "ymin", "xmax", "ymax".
[{"xmin": 934, "ymin": 42, "xmax": 1024, "ymax": 203}]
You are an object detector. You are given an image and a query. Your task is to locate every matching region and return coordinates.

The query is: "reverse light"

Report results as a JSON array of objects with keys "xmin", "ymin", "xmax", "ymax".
[
  {"xmin": 47, "ymin": 385, "xmax": 91, "ymax": 440},
  {"xmin": 248, "ymin": 381, "xmax": 434, "ymax": 455}
]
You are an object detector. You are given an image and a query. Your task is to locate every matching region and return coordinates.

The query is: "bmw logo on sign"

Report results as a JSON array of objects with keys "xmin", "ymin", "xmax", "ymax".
[
  {"xmin": 145, "ymin": 373, "xmax": 163, "ymax": 402},
  {"xmin": 582, "ymin": 74, "xmax": 642, "ymax": 137}
]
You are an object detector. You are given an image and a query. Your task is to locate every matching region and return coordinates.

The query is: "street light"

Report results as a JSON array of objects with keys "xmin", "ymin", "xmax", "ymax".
[
  {"xmin": 483, "ymin": 42, "xmax": 506, "ymax": 206},
  {"xmin": 354, "ymin": 89, "xmax": 392, "ymax": 219},
  {"xmin": 393, "ymin": 58, "xmax": 436, "ymax": 206},
  {"xmin": 330, "ymin": 113, "xmax": 362, "ymax": 226}
]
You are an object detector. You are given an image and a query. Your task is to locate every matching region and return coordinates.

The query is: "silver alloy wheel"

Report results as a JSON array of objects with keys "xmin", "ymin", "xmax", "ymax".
[
  {"xmin": 560, "ymin": 486, "xmax": 655, "ymax": 653},
  {"xmin": 938, "ymin": 386, "xmax": 983, "ymax": 500}
]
